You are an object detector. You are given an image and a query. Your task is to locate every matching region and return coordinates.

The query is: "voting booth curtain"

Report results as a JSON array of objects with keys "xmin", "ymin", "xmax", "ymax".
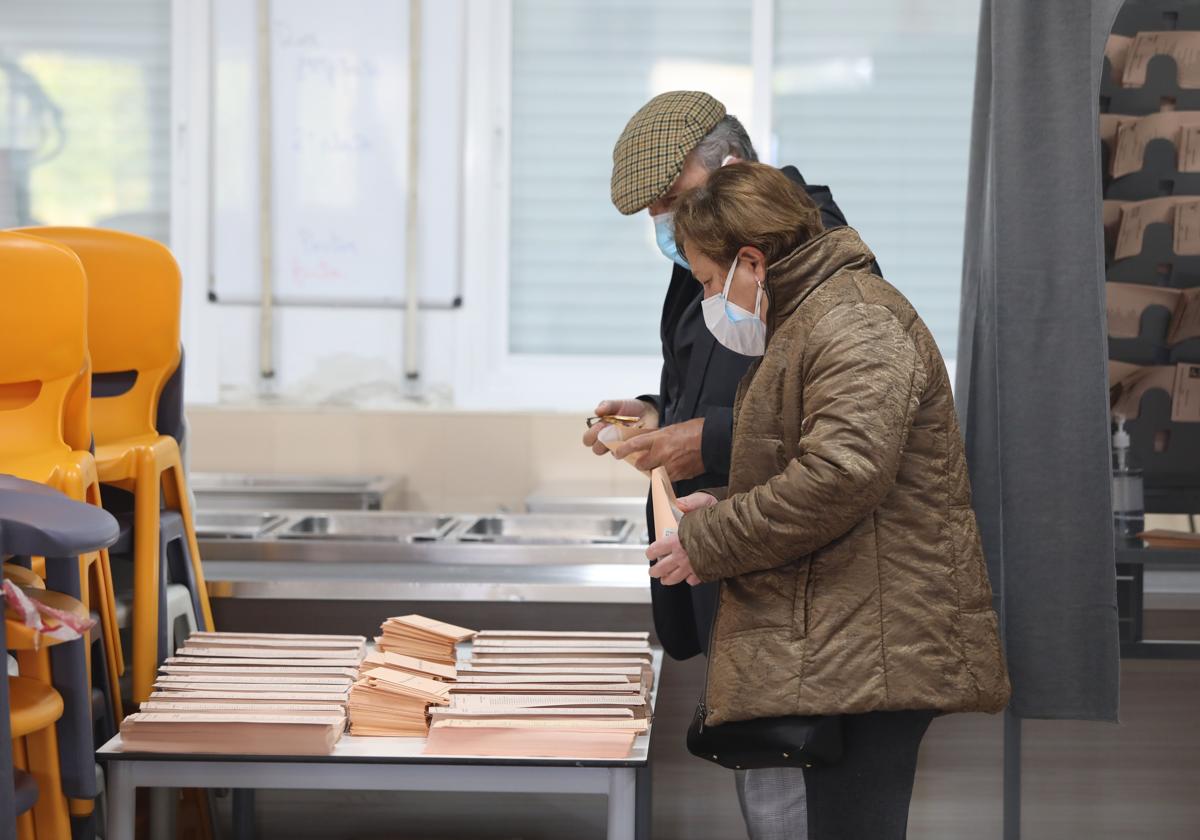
[{"xmin": 957, "ymin": 0, "xmax": 1123, "ymax": 721}]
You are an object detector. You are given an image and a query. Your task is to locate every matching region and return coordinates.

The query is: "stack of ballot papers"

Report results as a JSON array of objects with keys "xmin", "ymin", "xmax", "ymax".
[
  {"xmin": 348, "ymin": 667, "xmax": 451, "ymax": 736},
  {"xmin": 346, "ymin": 614, "xmax": 473, "ymax": 736},
  {"xmin": 120, "ymin": 631, "xmax": 367, "ymax": 755},
  {"xmin": 376, "ymin": 614, "xmax": 475, "ymax": 664},
  {"xmin": 421, "ymin": 630, "xmax": 653, "ymax": 759},
  {"xmin": 1138, "ymin": 529, "xmax": 1200, "ymax": 549}
]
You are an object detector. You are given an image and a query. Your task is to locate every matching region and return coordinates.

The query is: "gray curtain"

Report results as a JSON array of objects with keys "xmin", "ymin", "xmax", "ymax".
[{"xmin": 957, "ymin": 0, "xmax": 1123, "ymax": 721}]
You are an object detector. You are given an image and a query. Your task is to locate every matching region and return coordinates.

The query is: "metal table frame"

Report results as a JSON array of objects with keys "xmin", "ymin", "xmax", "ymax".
[
  {"xmin": 99, "ymin": 753, "xmax": 643, "ymax": 840},
  {"xmin": 97, "ymin": 649, "xmax": 661, "ymax": 840}
]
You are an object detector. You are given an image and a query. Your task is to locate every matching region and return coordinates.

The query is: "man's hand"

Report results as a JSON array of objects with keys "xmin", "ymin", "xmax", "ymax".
[
  {"xmin": 610, "ymin": 417, "xmax": 705, "ymax": 480},
  {"xmin": 646, "ymin": 493, "xmax": 716, "ymax": 587},
  {"xmin": 582, "ymin": 398, "xmax": 658, "ymax": 455}
]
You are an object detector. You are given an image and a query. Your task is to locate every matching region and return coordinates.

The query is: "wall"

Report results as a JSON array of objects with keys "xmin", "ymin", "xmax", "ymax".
[{"xmin": 187, "ymin": 406, "xmax": 647, "ymax": 512}]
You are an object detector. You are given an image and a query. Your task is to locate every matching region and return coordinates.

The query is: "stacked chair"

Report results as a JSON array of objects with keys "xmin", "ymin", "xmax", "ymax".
[
  {"xmin": 1, "ymin": 226, "xmax": 212, "ymax": 837},
  {"xmin": 21, "ymin": 227, "xmax": 214, "ymax": 703},
  {"xmin": 2, "ymin": 475, "xmax": 120, "ymax": 839}
]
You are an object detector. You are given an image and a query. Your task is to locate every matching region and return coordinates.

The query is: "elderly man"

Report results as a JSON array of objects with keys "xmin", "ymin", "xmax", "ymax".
[{"xmin": 583, "ymin": 90, "xmax": 871, "ymax": 840}]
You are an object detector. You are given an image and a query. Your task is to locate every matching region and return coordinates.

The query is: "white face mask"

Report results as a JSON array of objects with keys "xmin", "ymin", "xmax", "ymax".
[{"xmin": 701, "ymin": 255, "xmax": 766, "ymax": 357}]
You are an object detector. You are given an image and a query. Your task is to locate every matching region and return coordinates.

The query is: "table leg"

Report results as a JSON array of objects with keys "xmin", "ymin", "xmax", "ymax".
[
  {"xmin": 233, "ymin": 789, "xmax": 256, "ymax": 840},
  {"xmin": 635, "ymin": 765, "xmax": 651, "ymax": 840},
  {"xmin": 150, "ymin": 787, "xmax": 176, "ymax": 839},
  {"xmin": 106, "ymin": 763, "xmax": 135, "ymax": 840},
  {"xmin": 606, "ymin": 768, "xmax": 636, "ymax": 840}
]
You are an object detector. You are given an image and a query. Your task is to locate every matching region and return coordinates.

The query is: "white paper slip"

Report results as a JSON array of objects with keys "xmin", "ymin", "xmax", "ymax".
[
  {"xmin": 448, "ymin": 683, "xmax": 641, "ymax": 694},
  {"xmin": 450, "ymin": 673, "xmax": 631, "ymax": 684},
  {"xmin": 155, "ymin": 674, "xmax": 353, "ymax": 686},
  {"xmin": 429, "ymin": 706, "xmax": 635, "ymax": 719},
  {"xmin": 153, "ymin": 682, "xmax": 352, "ymax": 694},
  {"xmin": 148, "ymin": 690, "xmax": 351, "ymax": 703},
  {"xmin": 161, "ymin": 664, "xmax": 361, "ymax": 678},
  {"xmin": 189, "ymin": 631, "xmax": 366, "ymax": 643},
  {"xmin": 176, "ymin": 647, "xmax": 364, "ymax": 660},
  {"xmin": 139, "ymin": 701, "xmax": 348, "ymax": 714},
  {"xmin": 474, "ymin": 630, "xmax": 649, "ymax": 640},
  {"xmin": 450, "ymin": 694, "xmax": 646, "ymax": 709},
  {"xmin": 167, "ymin": 656, "xmax": 363, "ymax": 667}
]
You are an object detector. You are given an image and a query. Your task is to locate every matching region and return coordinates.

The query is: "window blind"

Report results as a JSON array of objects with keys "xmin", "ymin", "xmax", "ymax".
[
  {"xmin": 508, "ymin": 0, "xmax": 753, "ymax": 355},
  {"xmin": 773, "ymin": 0, "xmax": 980, "ymax": 360},
  {"xmin": 0, "ymin": 0, "xmax": 170, "ymax": 242}
]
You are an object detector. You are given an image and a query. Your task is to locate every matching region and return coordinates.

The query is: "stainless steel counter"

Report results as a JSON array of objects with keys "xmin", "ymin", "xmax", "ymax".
[{"xmin": 199, "ymin": 509, "xmax": 651, "ymax": 604}]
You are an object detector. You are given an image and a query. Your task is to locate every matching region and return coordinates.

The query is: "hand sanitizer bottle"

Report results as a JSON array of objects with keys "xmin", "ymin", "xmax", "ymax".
[{"xmin": 1112, "ymin": 415, "xmax": 1145, "ymax": 538}]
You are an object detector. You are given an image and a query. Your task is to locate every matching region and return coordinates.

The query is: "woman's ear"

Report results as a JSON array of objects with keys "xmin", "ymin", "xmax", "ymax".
[{"xmin": 737, "ymin": 246, "xmax": 768, "ymax": 286}]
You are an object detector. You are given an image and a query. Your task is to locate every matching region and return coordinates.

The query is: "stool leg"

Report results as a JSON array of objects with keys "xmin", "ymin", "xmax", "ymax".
[
  {"xmin": 44, "ymin": 556, "xmax": 98, "ymax": 805},
  {"xmin": 13, "ymin": 739, "xmax": 36, "ymax": 840},
  {"xmin": 0, "ymin": 615, "xmax": 14, "ymax": 840},
  {"xmin": 91, "ymin": 613, "xmax": 117, "ymax": 742},
  {"xmin": 86, "ymin": 479, "xmax": 125, "ymax": 677},
  {"xmin": 19, "ymin": 669, "xmax": 71, "ymax": 839},
  {"xmin": 90, "ymin": 556, "xmax": 124, "ymax": 723},
  {"xmin": 157, "ymin": 528, "xmax": 170, "ymax": 664},
  {"xmin": 168, "ymin": 533, "xmax": 204, "ymax": 639},
  {"xmin": 163, "ymin": 463, "xmax": 213, "ymax": 633},
  {"xmin": 132, "ymin": 450, "xmax": 162, "ymax": 704}
]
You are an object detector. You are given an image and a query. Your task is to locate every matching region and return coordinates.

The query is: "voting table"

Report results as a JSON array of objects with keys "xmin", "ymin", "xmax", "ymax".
[{"xmin": 96, "ymin": 648, "xmax": 661, "ymax": 840}]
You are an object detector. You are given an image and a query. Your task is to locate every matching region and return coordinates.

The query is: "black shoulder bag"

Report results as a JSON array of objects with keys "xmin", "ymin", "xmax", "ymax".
[{"xmin": 686, "ymin": 699, "xmax": 843, "ymax": 771}]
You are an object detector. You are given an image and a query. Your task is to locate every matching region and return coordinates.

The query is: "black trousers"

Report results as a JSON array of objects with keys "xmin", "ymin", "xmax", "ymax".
[{"xmin": 802, "ymin": 709, "xmax": 936, "ymax": 840}]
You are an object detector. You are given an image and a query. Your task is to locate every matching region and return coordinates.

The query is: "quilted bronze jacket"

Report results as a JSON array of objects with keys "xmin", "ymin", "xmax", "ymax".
[{"xmin": 678, "ymin": 226, "xmax": 1010, "ymax": 725}]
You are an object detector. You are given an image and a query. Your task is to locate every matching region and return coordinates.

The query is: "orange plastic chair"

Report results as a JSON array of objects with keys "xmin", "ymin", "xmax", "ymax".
[
  {"xmin": 20, "ymin": 227, "xmax": 214, "ymax": 703},
  {"xmin": 0, "ymin": 232, "xmax": 123, "ymax": 721}
]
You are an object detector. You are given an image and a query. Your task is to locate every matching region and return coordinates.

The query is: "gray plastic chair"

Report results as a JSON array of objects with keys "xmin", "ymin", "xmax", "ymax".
[{"xmin": 0, "ymin": 473, "xmax": 119, "ymax": 840}]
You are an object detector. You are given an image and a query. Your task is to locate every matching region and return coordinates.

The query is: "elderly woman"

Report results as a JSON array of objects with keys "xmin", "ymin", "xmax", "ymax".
[{"xmin": 647, "ymin": 162, "xmax": 1010, "ymax": 838}]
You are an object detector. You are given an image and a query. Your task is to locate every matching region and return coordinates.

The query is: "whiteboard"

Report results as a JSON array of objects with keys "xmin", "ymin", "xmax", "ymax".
[{"xmin": 212, "ymin": 0, "xmax": 462, "ymax": 306}]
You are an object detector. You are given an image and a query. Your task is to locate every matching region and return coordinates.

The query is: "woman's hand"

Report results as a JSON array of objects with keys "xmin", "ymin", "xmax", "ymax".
[{"xmin": 646, "ymin": 492, "xmax": 718, "ymax": 586}]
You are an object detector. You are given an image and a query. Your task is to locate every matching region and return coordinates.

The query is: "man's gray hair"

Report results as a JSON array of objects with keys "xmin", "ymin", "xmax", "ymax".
[{"xmin": 692, "ymin": 114, "xmax": 758, "ymax": 169}]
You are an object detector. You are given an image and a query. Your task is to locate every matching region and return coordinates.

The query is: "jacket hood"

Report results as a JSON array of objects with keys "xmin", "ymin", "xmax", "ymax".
[{"xmin": 765, "ymin": 226, "xmax": 876, "ymax": 338}]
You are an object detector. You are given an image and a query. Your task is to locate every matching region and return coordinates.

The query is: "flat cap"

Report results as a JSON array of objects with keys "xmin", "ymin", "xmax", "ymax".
[{"xmin": 610, "ymin": 91, "xmax": 726, "ymax": 216}]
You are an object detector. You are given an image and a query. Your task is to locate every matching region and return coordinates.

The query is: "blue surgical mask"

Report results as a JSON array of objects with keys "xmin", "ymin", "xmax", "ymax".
[{"xmin": 652, "ymin": 212, "xmax": 690, "ymax": 270}]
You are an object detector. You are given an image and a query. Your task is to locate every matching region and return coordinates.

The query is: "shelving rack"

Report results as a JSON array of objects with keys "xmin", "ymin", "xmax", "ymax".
[{"xmin": 1102, "ymin": 0, "xmax": 1200, "ymax": 660}]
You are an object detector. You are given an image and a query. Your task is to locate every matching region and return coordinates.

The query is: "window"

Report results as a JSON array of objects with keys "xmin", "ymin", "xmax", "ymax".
[
  {"xmin": 0, "ymin": 0, "xmax": 171, "ymax": 242},
  {"xmin": 772, "ymin": 0, "xmax": 980, "ymax": 359},
  {"xmin": 507, "ymin": 0, "xmax": 754, "ymax": 356}
]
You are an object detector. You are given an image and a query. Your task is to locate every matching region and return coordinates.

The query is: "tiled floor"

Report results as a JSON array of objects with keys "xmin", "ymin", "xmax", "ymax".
[{"xmin": 209, "ymin": 602, "xmax": 1200, "ymax": 839}]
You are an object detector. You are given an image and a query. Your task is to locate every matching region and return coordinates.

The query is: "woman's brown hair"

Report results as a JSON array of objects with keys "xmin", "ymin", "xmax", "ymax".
[{"xmin": 673, "ymin": 162, "xmax": 824, "ymax": 266}]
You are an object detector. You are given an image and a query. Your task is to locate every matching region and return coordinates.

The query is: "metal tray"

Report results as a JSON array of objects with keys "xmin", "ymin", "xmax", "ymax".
[
  {"xmin": 277, "ymin": 513, "xmax": 458, "ymax": 543},
  {"xmin": 193, "ymin": 511, "xmax": 288, "ymax": 540},
  {"xmin": 454, "ymin": 515, "xmax": 635, "ymax": 545},
  {"xmin": 191, "ymin": 472, "xmax": 404, "ymax": 511}
]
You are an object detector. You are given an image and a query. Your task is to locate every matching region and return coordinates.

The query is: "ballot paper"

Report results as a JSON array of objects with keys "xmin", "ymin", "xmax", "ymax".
[
  {"xmin": 120, "ymin": 712, "xmax": 346, "ymax": 756},
  {"xmin": 1121, "ymin": 31, "xmax": 1200, "ymax": 89},
  {"xmin": 161, "ymin": 664, "xmax": 360, "ymax": 679},
  {"xmin": 474, "ymin": 630, "xmax": 649, "ymax": 641},
  {"xmin": 358, "ymin": 649, "xmax": 457, "ymax": 681},
  {"xmin": 448, "ymin": 682, "xmax": 641, "ymax": 694},
  {"xmin": 117, "ymin": 631, "xmax": 369, "ymax": 755},
  {"xmin": 1109, "ymin": 111, "xmax": 1200, "ymax": 177},
  {"xmin": 450, "ymin": 693, "xmax": 646, "ymax": 710},
  {"xmin": 451, "ymin": 673, "xmax": 634, "ymax": 685},
  {"xmin": 155, "ymin": 674, "xmax": 353, "ymax": 686},
  {"xmin": 139, "ymin": 701, "xmax": 348, "ymax": 715},
  {"xmin": 1137, "ymin": 529, "xmax": 1200, "ymax": 548},
  {"xmin": 1109, "ymin": 362, "xmax": 1177, "ymax": 419},
  {"xmin": 347, "ymin": 668, "xmax": 451, "ymax": 737},
  {"xmin": 650, "ymin": 466, "xmax": 683, "ymax": 542},
  {"xmin": 1109, "ymin": 196, "xmax": 1200, "ymax": 260},
  {"xmin": 1167, "ymin": 287, "xmax": 1200, "ymax": 345},
  {"xmin": 1171, "ymin": 363, "xmax": 1200, "ymax": 422},
  {"xmin": 471, "ymin": 647, "xmax": 652, "ymax": 662},
  {"xmin": 153, "ymin": 681, "xmax": 351, "ymax": 695},
  {"xmin": 1106, "ymin": 283, "xmax": 1186, "ymax": 338},
  {"xmin": 423, "ymin": 720, "xmax": 636, "ymax": 760},
  {"xmin": 376, "ymin": 614, "xmax": 475, "ymax": 665},
  {"xmin": 1107, "ymin": 34, "xmax": 1134, "ymax": 83}
]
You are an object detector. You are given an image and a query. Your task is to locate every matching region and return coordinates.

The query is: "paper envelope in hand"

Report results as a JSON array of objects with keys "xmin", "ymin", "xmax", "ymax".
[
  {"xmin": 650, "ymin": 466, "xmax": 683, "ymax": 542},
  {"xmin": 597, "ymin": 419, "xmax": 653, "ymax": 476}
]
